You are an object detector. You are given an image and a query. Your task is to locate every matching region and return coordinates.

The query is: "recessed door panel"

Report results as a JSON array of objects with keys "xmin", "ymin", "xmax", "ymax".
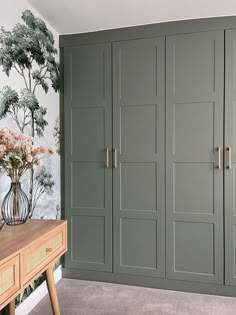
[
  {"xmin": 72, "ymin": 107, "xmax": 105, "ymax": 161},
  {"xmin": 166, "ymin": 31, "xmax": 224, "ymax": 284},
  {"xmin": 113, "ymin": 37, "xmax": 165, "ymax": 277},
  {"xmin": 172, "ymin": 33, "xmax": 216, "ymax": 99},
  {"xmin": 70, "ymin": 46, "xmax": 106, "ymax": 107},
  {"xmin": 118, "ymin": 38, "xmax": 163, "ymax": 104},
  {"xmin": 174, "ymin": 222, "xmax": 215, "ymax": 275},
  {"xmin": 121, "ymin": 163, "xmax": 157, "ymax": 211},
  {"xmin": 173, "ymin": 102, "xmax": 214, "ymax": 161},
  {"xmin": 72, "ymin": 162, "xmax": 105, "ymax": 209},
  {"xmin": 121, "ymin": 218, "xmax": 157, "ymax": 270},
  {"xmin": 64, "ymin": 43, "xmax": 112, "ymax": 272},
  {"xmin": 174, "ymin": 163, "xmax": 214, "ymax": 214},
  {"xmin": 72, "ymin": 215, "xmax": 105, "ymax": 264},
  {"xmin": 121, "ymin": 105, "xmax": 157, "ymax": 156}
]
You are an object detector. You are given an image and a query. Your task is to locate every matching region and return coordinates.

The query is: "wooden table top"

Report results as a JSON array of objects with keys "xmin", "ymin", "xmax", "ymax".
[{"xmin": 0, "ymin": 219, "xmax": 66, "ymax": 263}]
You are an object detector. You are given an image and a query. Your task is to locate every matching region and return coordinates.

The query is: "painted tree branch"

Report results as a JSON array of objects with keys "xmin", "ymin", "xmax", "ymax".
[{"xmin": 31, "ymin": 165, "xmax": 55, "ymax": 217}]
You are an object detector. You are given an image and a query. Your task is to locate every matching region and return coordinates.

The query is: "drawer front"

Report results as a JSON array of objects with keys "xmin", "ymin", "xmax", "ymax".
[
  {"xmin": 23, "ymin": 226, "xmax": 66, "ymax": 283},
  {"xmin": 0, "ymin": 255, "xmax": 20, "ymax": 306}
]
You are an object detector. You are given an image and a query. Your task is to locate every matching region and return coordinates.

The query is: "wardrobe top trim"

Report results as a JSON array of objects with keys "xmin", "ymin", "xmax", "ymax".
[{"xmin": 60, "ymin": 15, "xmax": 236, "ymax": 47}]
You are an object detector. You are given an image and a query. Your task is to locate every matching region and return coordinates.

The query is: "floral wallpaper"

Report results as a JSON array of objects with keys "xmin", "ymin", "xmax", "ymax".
[{"xmin": 0, "ymin": 9, "xmax": 60, "ymax": 221}]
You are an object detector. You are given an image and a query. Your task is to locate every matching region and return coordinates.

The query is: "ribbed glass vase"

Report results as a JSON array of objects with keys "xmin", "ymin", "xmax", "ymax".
[{"xmin": 1, "ymin": 182, "xmax": 29, "ymax": 226}]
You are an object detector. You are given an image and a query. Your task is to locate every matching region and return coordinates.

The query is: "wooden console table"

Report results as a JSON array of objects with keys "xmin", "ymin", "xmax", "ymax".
[{"xmin": 0, "ymin": 219, "xmax": 67, "ymax": 315}]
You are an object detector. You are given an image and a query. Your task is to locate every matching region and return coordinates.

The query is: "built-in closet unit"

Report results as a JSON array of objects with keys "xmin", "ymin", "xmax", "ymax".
[{"xmin": 60, "ymin": 17, "xmax": 236, "ymax": 296}]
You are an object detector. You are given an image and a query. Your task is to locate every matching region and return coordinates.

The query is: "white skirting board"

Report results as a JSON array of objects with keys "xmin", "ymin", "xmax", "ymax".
[{"xmin": 16, "ymin": 266, "xmax": 62, "ymax": 315}]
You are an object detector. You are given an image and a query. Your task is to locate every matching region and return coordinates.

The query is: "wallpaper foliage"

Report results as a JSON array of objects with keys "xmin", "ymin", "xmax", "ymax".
[
  {"xmin": 0, "ymin": 9, "xmax": 60, "ymax": 305},
  {"xmin": 0, "ymin": 10, "xmax": 60, "ymax": 220}
]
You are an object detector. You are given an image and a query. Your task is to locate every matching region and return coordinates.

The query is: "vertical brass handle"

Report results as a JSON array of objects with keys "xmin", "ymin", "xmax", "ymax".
[
  {"xmin": 226, "ymin": 147, "xmax": 232, "ymax": 169},
  {"xmin": 216, "ymin": 147, "xmax": 221, "ymax": 169},
  {"xmin": 114, "ymin": 148, "xmax": 118, "ymax": 168},
  {"xmin": 105, "ymin": 148, "xmax": 109, "ymax": 168}
]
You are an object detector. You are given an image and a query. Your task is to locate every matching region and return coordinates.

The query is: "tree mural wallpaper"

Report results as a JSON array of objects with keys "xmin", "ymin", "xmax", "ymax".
[
  {"xmin": 0, "ymin": 9, "xmax": 60, "ymax": 218},
  {"xmin": 0, "ymin": 9, "xmax": 60, "ymax": 304}
]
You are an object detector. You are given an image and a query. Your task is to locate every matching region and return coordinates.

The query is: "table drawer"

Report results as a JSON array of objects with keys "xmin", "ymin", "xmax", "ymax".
[
  {"xmin": 0, "ymin": 255, "xmax": 20, "ymax": 306},
  {"xmin": 22, "ymin": 226, "xmax": 66, "ymax": 284}
]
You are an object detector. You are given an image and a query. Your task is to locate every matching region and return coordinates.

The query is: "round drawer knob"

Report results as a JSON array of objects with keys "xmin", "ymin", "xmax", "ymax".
[{"xmin": 46, "ymin": 247, "xmax": 53, "ymax": 253}]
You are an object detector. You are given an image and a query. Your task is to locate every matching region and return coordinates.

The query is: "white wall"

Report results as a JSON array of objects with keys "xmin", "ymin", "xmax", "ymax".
[{"xmin": 0, "ymin": 0, "xmax": 60, "ymax": 219}]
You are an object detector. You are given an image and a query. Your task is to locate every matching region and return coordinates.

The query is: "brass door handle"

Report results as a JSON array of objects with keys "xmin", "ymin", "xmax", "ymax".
[
  {"xmin": 105, "ymin": 148, "xmax": 109, "ymax": 168},
  {"xmin": 114, "ymin": 148, "xmax": 118, "ymax": 168},
  {"xmin": 226, "ymin": 147, "xmax": 232, "ymax": 169},
  {"xmin": 216, "ymin": 147, "xmax": 221, "ymax": 169}
]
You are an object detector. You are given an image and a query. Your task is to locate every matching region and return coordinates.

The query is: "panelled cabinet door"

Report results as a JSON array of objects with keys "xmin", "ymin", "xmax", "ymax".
[
  {"xmin": 225, "ymin": 29, "xmax": 236, "ymax": 285},
  {"xmin": 64, "ymin": 44, "xmax": 112, "ymax": 272},
  {"xmin": 113, "ymin": 37, "xmax": 166, "ymax": 277},
  {"xmin": 166, "ymin": 31, "xmax": 224, "ymax": 284}
]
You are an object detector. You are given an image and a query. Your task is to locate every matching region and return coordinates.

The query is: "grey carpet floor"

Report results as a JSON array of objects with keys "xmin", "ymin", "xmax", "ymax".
[{"xmin": 29, "ymin": 279, "xmax": 236, "ymax": 315}]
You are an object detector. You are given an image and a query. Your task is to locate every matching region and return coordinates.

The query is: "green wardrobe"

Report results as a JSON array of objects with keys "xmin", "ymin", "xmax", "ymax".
[{"xmin": 61, "ymin": 17, "xmax": 236, "ymax": 296}]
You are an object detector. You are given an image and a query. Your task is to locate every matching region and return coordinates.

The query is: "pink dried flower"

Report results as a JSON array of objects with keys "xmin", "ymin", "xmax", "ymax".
[
  {"xmin": 20, "ymin": 134, "xmax": 32, "ymax": 143},
  {"xmin": 0, "ymin": 128, "xmax": 54, "ymax": 181},
  {"xmin": 8, "ymin": 141, "xmax": 15, "ymax": 149},
  {"xmin": 0, "ymin": 144, "xmax": 6, "ymax": 155},
  {"xmin": 0, "ymin": 128, "xmax": 9, "ymax": 136},
  {"xmin": 8, "ymin": 128, "xmax": 15, "ymax": 134},
  {"xmin": 2, "ymin": 136, "xmax": 10, "ymax": 143},
  {"xmin": 48, "ymin": 148, "xmax": 55, "ymax": 154},
  {"xmin": 40, "ymin": 146, "xmax": 48, "ymax": 154},
  {"xmin": 26, "ymin": 154, "xmax": 33, "ymax": 163},
  {"xmin": 34, "ymin": 159, "xmax": 41, "ymax": 166},
  {"xmin": 25, "ymin": 145, "xmax": 32, "ymax": 153},
  {"xmin": 32, "ymin": 148, "xmax": 40, "ymax": 155},
  {"xmin": 16, "ymin": 146, "xmax": 22, "ymax": 155}
]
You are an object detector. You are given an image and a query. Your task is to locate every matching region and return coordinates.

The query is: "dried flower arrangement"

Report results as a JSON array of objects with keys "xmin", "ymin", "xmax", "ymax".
[{"xmin": 0, "ymin": 128, "xmax": 54, "ymax": 182}]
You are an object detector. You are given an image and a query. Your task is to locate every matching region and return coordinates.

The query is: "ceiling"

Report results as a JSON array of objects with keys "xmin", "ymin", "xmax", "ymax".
[{"xmin": 27, "ymin": 0, "xmax": 236, "ymax": 34}]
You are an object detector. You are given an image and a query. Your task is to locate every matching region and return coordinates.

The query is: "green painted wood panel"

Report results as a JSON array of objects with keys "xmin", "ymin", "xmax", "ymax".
[
  {"xmin": 64, "ymin": 43, "xmax": 112, "ymax": 272},
  {"xmin": 225, "ymin": 29, "xmax": 236, "ymax": 286},
  {"xmin": 166, "ymin": 31, "xmax": 224, "ymax": 284},
  {"xmin": 113, "ymin": 37, "xmax": 166, "ymax": 277}
]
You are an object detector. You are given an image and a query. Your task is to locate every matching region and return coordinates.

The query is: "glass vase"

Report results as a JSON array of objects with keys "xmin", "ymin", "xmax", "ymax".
[{"xmin": 1, "ymin": 181, "xmax": 30, "ymax": 226}]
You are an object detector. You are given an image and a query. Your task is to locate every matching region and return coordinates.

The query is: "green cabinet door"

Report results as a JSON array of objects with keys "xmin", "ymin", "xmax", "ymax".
[
  {"xmin": 64, "ymin": 44, "xmax": 112, "ymax": 272},
  {"xmin": 225, "ymin": 29, "xmax": 236, "ymax": 285},
  {"xmin": 166, "ymin": 31, "xmax": 224, "ymax": 284},
  {"xmin": 113, "ymin": 37, "xmax": 166, "ymax": 277}
]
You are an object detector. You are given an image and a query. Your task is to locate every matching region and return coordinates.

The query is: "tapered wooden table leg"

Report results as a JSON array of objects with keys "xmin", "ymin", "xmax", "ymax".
[
  {"xmin": 9, "ymin": 299, "xmax": 15, "ymax": 315},
  {"xmin": 45, "ymin": 265, "xmax": 60, "ymax": 315}
]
